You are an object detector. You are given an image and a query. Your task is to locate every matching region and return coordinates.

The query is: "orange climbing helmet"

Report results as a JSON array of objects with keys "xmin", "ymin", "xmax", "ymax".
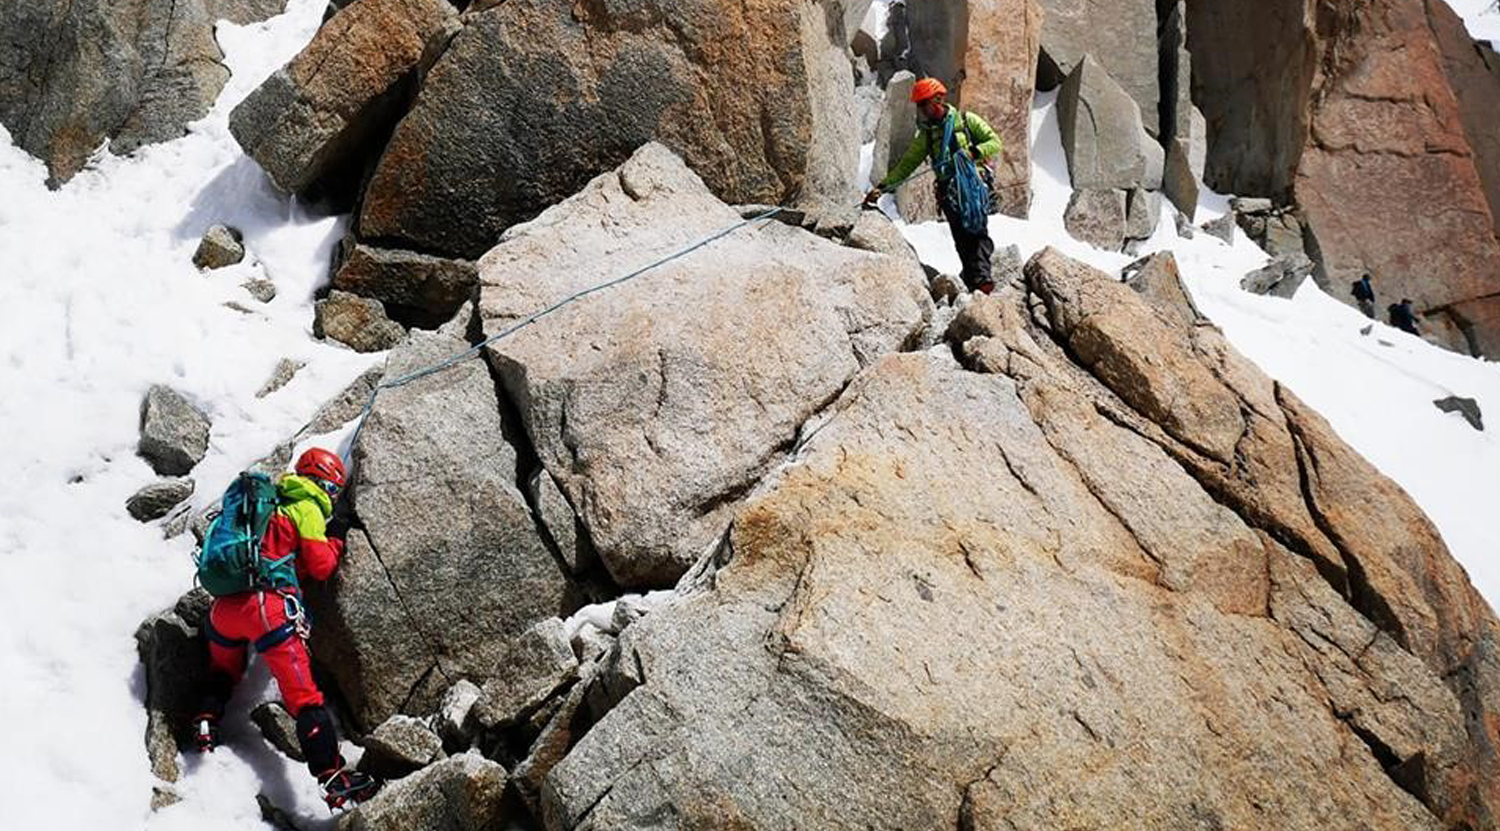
[{"xmin": 911, "ymin": 78, "xmax": 947, "ymax": 103}]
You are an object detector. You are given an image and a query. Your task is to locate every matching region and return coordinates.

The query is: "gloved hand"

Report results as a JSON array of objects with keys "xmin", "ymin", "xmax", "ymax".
[{"xmin": 863, "ymin": 187, "xmax": 883, "ymax": 206}]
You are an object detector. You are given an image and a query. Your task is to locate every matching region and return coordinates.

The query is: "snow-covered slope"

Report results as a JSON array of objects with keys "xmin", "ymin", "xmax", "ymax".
[
  {"xmin": 0, "ymin": 1, "xmax": 1495, "ymax": 828},
  {"xmin": 0, "ymin": 3, "xmax": 375, "ymax": 828},
  {"xmin": 1453, "ymin": 0, "xmax": 1500, "ymax": 42}
]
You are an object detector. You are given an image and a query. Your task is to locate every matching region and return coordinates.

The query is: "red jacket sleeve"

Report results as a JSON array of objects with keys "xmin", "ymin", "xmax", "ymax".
[{"xmin": 297, "ymin": 536, "xmax": 343, "ymax": 583}]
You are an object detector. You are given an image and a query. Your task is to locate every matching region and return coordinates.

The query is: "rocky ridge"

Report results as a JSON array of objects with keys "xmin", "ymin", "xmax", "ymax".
[{"xmin": 136, "ymin": 145, "xmax": 1500, "ymax": 829}]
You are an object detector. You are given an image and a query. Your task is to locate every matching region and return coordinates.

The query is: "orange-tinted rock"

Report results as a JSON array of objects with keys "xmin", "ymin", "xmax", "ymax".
[
  {"xmin": 358, "ymin": 0, "xmax": 859, "ymax": 259},
  {"xmin": 229, "ymin": 0, "xmax": 459, "ymax": 200},
  {"xmin": 962, "ymin": 0, "xmax": 1042, "ymax": 217},
  {"xmin": 1190, "ymin": 0, "xmax": 1500, "ymax": 357}
]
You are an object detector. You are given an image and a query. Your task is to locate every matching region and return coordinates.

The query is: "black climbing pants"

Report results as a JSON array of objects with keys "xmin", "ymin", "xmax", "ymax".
[{"xmin": 938, "ymin": 188, "xmax": 995, "ymax": 292}]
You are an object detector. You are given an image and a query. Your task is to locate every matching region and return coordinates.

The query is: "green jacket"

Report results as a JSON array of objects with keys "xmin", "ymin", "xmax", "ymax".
[{"xmin": 879, "ymin": 105, "xmax": 1003, "ymax": 190}]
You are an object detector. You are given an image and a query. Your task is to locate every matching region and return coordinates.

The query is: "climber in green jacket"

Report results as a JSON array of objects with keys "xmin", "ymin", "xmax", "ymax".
[{"xmin": 865, "ymin": 78, "xmax": 1003, "ymax": 294}]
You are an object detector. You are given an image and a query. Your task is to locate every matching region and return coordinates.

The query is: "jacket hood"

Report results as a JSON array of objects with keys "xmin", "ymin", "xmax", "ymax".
[{"xmin": 278, "ymin": 474, "xmax": 334, "ymax": 518}]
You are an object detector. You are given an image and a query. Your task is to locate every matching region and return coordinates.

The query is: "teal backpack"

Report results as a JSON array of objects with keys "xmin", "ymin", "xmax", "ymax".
[{"xmin": 196, "ymin": 472, "xmax": 299, "ymax": 596}]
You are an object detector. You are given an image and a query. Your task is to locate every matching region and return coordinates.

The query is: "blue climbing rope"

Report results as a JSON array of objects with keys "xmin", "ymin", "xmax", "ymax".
[{"xmin": 340, "ymin": 204, "xmax": 788, "ymax": 462}]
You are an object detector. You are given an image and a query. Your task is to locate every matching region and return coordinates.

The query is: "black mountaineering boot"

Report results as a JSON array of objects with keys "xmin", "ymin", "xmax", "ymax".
[{"xmin": 296, "ymin": 705, "xmax": 381, "ymax": 810}]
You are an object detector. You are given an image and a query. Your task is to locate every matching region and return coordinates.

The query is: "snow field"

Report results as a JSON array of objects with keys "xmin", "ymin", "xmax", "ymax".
[{"xmin": 0, "ymin": 2, "xmax": 376, "ymax": 828}]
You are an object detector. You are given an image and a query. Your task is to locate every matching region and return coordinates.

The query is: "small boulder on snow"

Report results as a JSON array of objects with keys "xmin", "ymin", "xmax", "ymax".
[
  {"xmin": 337, "ymin": 751, "xmax": 507, "ymax": 831},
  {"xmin": 1063, "ymin": 188, "xmax": 1127, "ymax": 251},
  {"xmin": 314, "ymin": 290, "xmax": 406, "ymax": 353},
  {"xmin": 1125, "ymin": 188, "xmax": 1161, "ymax": 241},
  {"xmin": 192, "ymin": 224, "xmax": 245, "ymax": 270},
  {"xmin": 243, "ymin": 278, "xmax": 277, "ymax": 304},
  {"xmin": 1201, "ymin": 213, "xmax": 1236, "ymax": 244},
  {"xmin": 251, "ymin": 702, "xmax": 304, "ymax": 761},
  {"xmin": 472, "ymin": 618, "xmax": 579, "ymax": 729},
  {"xmin": 1434, "ymin": 396, "xmax": 1483, "ymax": 431},
  {"xmin": 126, "ymin": 477, "xmax": 195, "ymax": 522},
  {"xmin": 255, "ymin": 359, "xmax": 305, "ymax": 399},
  {"xmin": 138, "ymin": 385, "xmax": 211, "ymax": 476},
  {"xmin": 1240, "ymin": 254, "xmax": 1315, "ymax": 299},
  {"xmin": 359, "ymin": 715, "xmax": 444, "ymax": 779}
]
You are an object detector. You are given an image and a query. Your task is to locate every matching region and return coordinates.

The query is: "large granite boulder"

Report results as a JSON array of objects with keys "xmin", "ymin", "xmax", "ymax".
[
  {"xmin": 1035, "ymin": 0, "xmax": 1160, "ymax": 134},
  {"xmin": 357, "ymin": 0, "xmax": 859, "ymax": 259},
  {"xmin": 541, "ymin": 248, "xmax": 1500, "ymax": 829},
  {"xmin": 230, "ymin": 0, "xmax": 459, "ymax": 202},
  {"xmin": 306, "ymin": 330, "xmax": 579, "ymax": 729},
  {"xmin": 0, "ymin": 0, "xmax": 287, "ymax": 186},
  {"xmin": 1188, "ymin": 0, "xmax": 1500, "ymax": 356},
  {"xmin": 1429, "ymin": 7, "xmax": 1500, "ymax": 243},
  {"xmin": 1057, "ymin": 55, "xmax": 1150, "ymax": 190},
  {"xmin": 962, "ymin": 0, "xmax": 1043, "ymax": 218},
  {"xmin": 479, "ymin": 143, "xmax": 932, "ymax": 589}
]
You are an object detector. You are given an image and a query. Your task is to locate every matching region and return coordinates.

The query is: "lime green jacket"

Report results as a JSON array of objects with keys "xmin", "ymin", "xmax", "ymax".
[{"xmin": 879, "ymin": 105, "xmax": 1003, "ymax": 190}]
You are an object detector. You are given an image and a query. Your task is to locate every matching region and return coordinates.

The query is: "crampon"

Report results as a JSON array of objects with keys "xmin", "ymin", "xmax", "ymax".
[{"xmin": 317, "ymin": 766, "xmax": 380, "ymax": 811}]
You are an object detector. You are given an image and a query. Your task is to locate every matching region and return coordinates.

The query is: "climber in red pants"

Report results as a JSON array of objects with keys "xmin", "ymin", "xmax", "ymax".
[{"xmin": 195, "ymin": 447, "xmax": 380, "ymax": 810}]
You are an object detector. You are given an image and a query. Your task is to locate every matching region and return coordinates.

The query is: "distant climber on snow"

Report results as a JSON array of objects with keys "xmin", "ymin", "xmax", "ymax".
[
  {"xmin": 865, "ymin": 77, "xmax": 1003, "ymax": 295},
  {"xmin": 1351, "ymin": 272, "xmax": 1376, "ymax": 319},
  {"xmin": 1388, "ymin": 298, "xmax": 1421, "ymax": 336},
  {"xmin": 192, "ymin": 448, "xmax": 380, "ymax": 810}
]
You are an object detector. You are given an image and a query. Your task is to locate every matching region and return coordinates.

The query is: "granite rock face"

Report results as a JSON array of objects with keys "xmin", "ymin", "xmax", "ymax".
[
  {"xmin": 1035, "ymin": 0, "xmax": 1160, "ymax": 134},
  {"xmin": 305, "ymin": 330, "xmax": 579, "ymax": 729},
  {"xmin": 0, "ymin": 0, "xmax": 288, "ymax": 186},
  {"xmin": 229, "ymin": 0, "xmax": 460, "ymax": 202},
  {"xmin": 540, "ymin": 248, "xmax": 1500, "ymax": 830},
  {"xmin": 357, "ymin": 0, "xmax": 860, "ymax": 258},
  {"xmin": 479, "ymin": 143, "xmax": 931, "ymax": 588},
  {"xmin": 1188, "ymin": 0, "xmax": 1500, "ymax": 356},
  {"xmin": 962, "ymin": 0, "xmax": 1043, "ymax": 217},
  {"xmin": 1057, "ymin": 56, "xmax": 1150, "ymax": 190}
]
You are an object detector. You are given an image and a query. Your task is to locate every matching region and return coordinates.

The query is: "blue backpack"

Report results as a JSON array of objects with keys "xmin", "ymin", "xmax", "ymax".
[
  {"xmin": 196, "ymin": 472, "xmax": 298, "ymax": 597},
  {"xmin": 935, "ymin": 111, "xmax": 993, "ymax": 235}
]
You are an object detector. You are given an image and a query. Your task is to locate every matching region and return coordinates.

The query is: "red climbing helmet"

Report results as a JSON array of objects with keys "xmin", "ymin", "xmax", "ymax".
[
  {"xmin": 295, "ymin": 447, "xmax": 347, "ymax": 490},
  {"xmin": 911, "ymin": 77, "xmax": 947, "ymax": 103}
]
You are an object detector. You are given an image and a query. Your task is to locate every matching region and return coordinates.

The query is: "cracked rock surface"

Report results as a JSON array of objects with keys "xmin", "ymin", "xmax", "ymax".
[
  {"xmin": 479, "ymin": 143, "xmax": 932, "ymax": 589},
  {"xmin": 540, "ymin": 247, "xmax": 1500, "ymax": 830},
  {"xmin": 305, "ymin": 329, "xmax": 579, "ymax": 730}
]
